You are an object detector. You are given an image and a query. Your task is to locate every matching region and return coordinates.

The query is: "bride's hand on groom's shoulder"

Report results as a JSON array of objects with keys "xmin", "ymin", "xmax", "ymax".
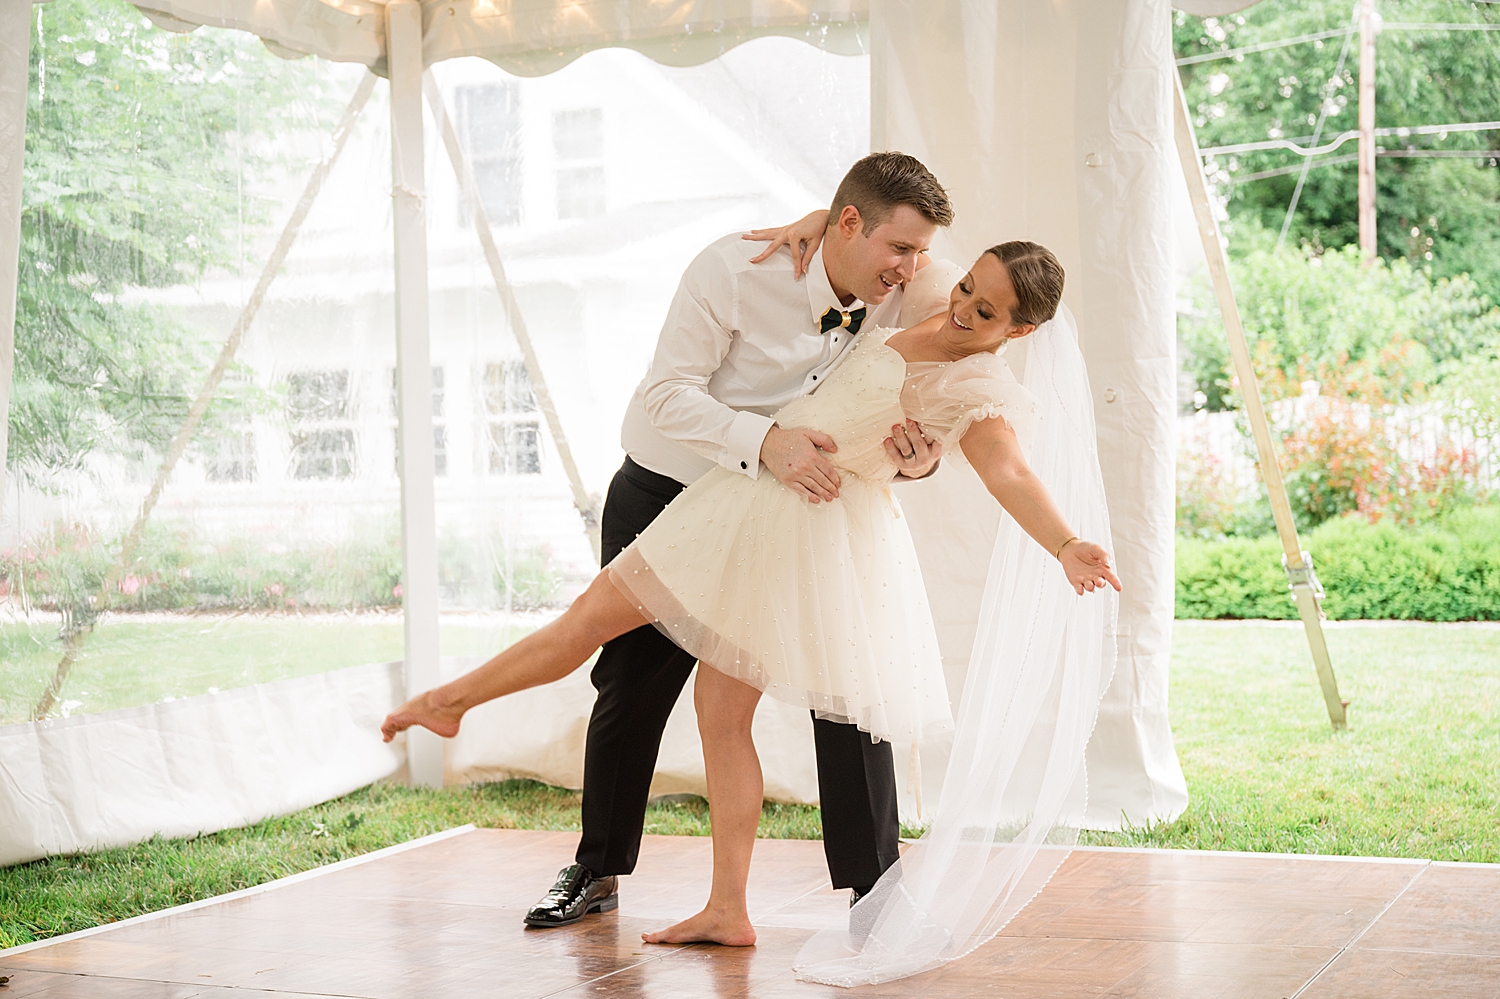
[
  {"xmin": 1059, "ymin": 541, "xmax": 1122, "ymax": 596},
  {"xmin": 743, "ymin": 209, "xmax": 830, "ymax": 278}
]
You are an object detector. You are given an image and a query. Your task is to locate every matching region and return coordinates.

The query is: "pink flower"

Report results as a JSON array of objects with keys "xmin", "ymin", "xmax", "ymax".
[
  {"xmin": 392, "ymin": 584, "xmax": 403, "ymax": 599},
  {"xmin": 265, "ymin": 582, "xmax": 285, "ymax": 597},
  {"xmin": 120, "ymin": 575, "xmax": 143, "ymax": 596}
]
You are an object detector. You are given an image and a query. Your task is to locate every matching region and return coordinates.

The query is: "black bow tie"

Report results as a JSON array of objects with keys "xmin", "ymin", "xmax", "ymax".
[{"xmin": 820, "ymin": 306, "xmax": 867, "ymax": 336}]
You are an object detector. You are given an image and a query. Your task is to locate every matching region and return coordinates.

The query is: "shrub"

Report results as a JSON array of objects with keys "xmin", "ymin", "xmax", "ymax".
[
  {"xmin": 1177, "ymin": 505, "xmax": 1500, "ymax": 621},
  {"xmin": 1176, "ymin": 532, "xmax": 1291, "ymax": 620},
  {"xmin": 0, "ymin": 520, "xmax": 404, "ymax": 615},
  {"xmin": 1178, "ymin": 338, "xmax": 1495, "ymax": 537},
  {"xmin": 1175, "ymin": 434, "xmax": 1276, "ymax": 540},
  {"xmin": 1180, "ymin": 238, "xmax": 1500, "ymax": 413}
]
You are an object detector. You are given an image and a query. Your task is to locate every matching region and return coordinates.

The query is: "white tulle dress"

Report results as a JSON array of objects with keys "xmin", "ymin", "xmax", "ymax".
[{"xmin": 607, "ymin": 327, "xmax": 1040, "ymax": 745}]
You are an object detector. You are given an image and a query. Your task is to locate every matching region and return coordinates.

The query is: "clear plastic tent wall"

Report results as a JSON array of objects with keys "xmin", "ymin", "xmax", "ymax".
[
  {"xmin": 1, "ymin": 4, "xmax": 408, "ymax": 864},
  {"xmin": 0, "ymin": 0, "xmax": 1186, "ymax": 865},
  {"xmin": 420, "ymin": 39, "xmax": 874, "ymax": 798},
  {"xmin": 0, "ymin": 0, "xmax": 885, "ymax": 864}
]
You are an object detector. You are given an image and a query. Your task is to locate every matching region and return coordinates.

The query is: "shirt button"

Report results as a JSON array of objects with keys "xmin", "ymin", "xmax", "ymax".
[
  {"xmin": 741, "ymin": 461, "xmax": 748, "ymax": 469},
  {"xmin": 812, "ymin": 375, "xmax": 818, "ymax": 381}
]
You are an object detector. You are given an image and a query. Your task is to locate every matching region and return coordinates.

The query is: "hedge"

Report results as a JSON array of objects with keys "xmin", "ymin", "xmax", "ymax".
[{"xmin": 1176, "ymin": 505, "xmax": 1500, "ymax": 620}]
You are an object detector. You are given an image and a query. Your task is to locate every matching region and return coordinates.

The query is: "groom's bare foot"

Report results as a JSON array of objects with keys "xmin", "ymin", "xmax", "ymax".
[
  {"xmin": 641, "ymin": 907, "xmax": 757, "ymax": 947},
  {"xmin": 381, "ymin": 689, "xmax": 463, "ymax": 742}
]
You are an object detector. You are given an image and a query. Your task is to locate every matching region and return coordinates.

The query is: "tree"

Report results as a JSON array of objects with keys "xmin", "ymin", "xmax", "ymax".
[
  {"xmin": 1175, "ymin": 0, "xmax": 1500, "ymax": 302},
  {"xmin": 16, "ymin": 0, "xmax": 342, "ymax": 479}
]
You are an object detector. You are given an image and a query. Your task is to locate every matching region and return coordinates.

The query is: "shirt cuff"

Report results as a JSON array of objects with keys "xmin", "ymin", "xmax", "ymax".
[{"xmin": 723, "ymin": 411, "xmax": 775, "ymax": 479}]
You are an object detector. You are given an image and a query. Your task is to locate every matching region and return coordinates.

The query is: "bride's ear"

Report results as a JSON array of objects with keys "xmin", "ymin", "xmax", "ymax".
[{"xmin": 1006, "ymin": 322, "xmax": 1038, "ymax": 341}]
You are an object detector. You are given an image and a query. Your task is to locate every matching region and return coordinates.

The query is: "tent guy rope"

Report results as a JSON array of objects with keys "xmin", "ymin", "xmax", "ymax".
[
  {"xmin": 1277, "ymin": 3, "xmax": 1359, "ymax": 249},
  {"xmin": 422, "ymin": 71, "xmax": 603, "ymax": 562}
]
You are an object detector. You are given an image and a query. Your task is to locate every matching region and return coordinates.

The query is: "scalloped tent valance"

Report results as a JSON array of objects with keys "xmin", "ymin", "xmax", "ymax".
[
  {"xmin": 130, "ymin": 0, "xmax": 870, "ymax": 75},
  {"xmin": 125, "ymin": 0, "xmax": 1265, "ymax": 75}
]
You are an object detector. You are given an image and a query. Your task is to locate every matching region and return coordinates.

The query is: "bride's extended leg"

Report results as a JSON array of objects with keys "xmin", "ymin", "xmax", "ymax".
[
  {"xmin": 642, "ymin": 665, "xmax": 762, "ymax": 947},
  {"xmin": 380, "ymin": 571, "xmax": 649, "ymax": 741}
]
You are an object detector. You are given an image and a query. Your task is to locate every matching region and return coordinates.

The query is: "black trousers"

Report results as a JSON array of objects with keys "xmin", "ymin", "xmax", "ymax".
[{"xmin": 575, "ymin": 458, "xmax": 901, "ymax": 889}]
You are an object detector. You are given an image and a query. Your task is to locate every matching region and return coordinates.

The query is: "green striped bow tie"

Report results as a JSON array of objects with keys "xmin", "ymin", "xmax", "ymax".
[{"xmin": 820, "ymin": 306, "xmax": 866, "ymax": 335}]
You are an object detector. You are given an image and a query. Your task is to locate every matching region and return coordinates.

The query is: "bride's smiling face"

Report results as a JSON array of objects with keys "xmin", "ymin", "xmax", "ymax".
[{"xmin": 945, "ymin": 253, "xmax": 1034, "ymax": 352}]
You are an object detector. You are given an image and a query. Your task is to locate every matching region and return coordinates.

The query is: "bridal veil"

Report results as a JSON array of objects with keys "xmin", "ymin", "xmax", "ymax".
[{"xmin": 793, "ymin": 303, "xmax": 1120, "ymax": 986}]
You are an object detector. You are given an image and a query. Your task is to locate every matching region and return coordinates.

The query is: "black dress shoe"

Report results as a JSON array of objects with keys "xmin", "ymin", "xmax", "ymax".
[{"xmin": 524, "ymin": 864, "xmax": 619, "ymax": 928}]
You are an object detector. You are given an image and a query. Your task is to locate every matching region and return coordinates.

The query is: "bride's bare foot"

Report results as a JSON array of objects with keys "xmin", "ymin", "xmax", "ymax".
[
  {"xmin": 641, "ymin": 906, "xmax": 757, "ymax": 947},
  {"xmin": 381, "ymin": 689, "xmax": 463, "ymax": 742}
]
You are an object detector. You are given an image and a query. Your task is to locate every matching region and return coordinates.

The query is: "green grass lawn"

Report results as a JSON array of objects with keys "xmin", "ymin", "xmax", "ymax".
[
  {"xmin": 1081, "ymin": 621, "xmax": 1500, "ymax": 860},
  {"xmin": 2, "ymin": 620, "xmax": 1497, "ymax": 949},
  {"xmin": 0, "ymin": 614, "xmax": 535, "ymax": 725}
]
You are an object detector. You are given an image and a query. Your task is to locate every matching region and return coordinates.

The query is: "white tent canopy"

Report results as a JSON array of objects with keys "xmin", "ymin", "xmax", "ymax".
[
  {"xmin": 0, "ymin": 0, "xmax": 1188, "ymax": 864},
  {"xmin": 135, "ymin": 0, "xmax": 874, "ymax": 74}
]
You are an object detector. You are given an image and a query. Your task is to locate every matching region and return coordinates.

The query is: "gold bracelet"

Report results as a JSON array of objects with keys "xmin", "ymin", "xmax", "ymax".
[{"xmin": 1054, "ymin": 536, "xmax": 1080, "ymax": 560}]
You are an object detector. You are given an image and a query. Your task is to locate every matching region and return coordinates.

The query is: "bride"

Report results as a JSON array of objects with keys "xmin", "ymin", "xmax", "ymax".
[{"xmin": 381, "ymin": 239, "xmax": 1118, "ymax": 962}]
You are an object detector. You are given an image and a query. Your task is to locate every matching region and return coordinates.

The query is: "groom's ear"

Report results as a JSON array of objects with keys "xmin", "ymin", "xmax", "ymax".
[{"xmin": 832, "ymin": 205, "xmax": 864, "ymax": 238}]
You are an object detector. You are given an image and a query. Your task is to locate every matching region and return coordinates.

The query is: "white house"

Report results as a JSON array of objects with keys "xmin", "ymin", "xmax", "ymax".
[{"xmin": 12, "ymin": 40, "xmax": 867, "ymax": 614}]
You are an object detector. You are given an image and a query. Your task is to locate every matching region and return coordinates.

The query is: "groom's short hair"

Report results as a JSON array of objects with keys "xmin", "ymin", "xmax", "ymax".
[{"xmin": 829, "ymin": 153, "xmax": 954, "ymax": 232}]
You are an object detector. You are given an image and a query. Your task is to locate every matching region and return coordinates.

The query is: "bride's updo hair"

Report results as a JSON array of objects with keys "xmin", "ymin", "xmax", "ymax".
[{"xmin": 985, "ymin": 241, "xmax": 1065, "ymax": 328}]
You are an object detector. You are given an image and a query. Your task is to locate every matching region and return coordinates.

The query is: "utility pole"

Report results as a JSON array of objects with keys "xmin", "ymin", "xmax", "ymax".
[{"xmin": 1358, "ymin": 0, "xmax": 1378, "ymax": 262}]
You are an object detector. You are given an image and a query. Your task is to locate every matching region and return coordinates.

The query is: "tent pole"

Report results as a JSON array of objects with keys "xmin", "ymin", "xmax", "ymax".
[
  {"xmin": 1171, "ymin": 70, "xmax": 1349, "ymax": 731},
  {"xmin": 31, "ymin": 72, "xmax": 377, "ymax": 720},
  {"xmin": 388, "ymin": 0, "xmax": 444, "ymax": 787},
  {"xmin": 0, "ymin": 2, "xmax": 31, "ymax": 525},
  {"xmin": 422, "ymin": 72, "xmax": 602, "ymax": 562}
]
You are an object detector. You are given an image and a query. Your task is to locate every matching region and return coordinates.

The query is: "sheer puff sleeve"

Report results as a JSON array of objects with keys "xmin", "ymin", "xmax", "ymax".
[{"xmin": 902, "ymin": 351, "xmax": 1042, "ymax": 460}]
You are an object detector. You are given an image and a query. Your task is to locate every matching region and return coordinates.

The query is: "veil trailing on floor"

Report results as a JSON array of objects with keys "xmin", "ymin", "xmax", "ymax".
[{"xmin": 793, "ymin": 303, "xmax": 1120, "ymax": 986}]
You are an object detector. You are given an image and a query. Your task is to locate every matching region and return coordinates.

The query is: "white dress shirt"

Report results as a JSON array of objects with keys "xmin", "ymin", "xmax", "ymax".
[{"xmin": 621, "ymin": 233, "xmax": 953, "ymax": 486}]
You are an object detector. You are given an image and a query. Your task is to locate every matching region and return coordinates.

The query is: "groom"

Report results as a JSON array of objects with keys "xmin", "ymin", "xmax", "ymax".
[{"xmin": 525, "ymin": 152, "xmax": 956, "ymax": 928}]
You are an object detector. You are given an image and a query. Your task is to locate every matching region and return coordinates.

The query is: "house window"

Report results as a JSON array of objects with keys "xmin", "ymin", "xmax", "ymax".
[
  {"xmin": 286, "ymin": 370, "xmax": 355, "ymax": 480},
  {"xmin": 483, "ymin": 361, "xmax": 541, "ymax": 475},
  {"xmin": 455, "ymin": 82, "xmax": 522, "ymax": 226},
  {"xmin": 390, "ymin": 367, "xmax": 447, "ymax": 477},
  {"xmin": 205, "ymin": 431, "xmax": 256, "ymax": 483},
  {"xmin": 553, "ymin": 108, "xmax": 604, "ymax": 220}
]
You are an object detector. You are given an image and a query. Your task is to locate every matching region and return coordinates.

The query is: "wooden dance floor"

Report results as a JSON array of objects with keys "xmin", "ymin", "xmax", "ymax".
[{"xmin": 3, "ymin": 827, "xmax": 1497, "ymax": 997}]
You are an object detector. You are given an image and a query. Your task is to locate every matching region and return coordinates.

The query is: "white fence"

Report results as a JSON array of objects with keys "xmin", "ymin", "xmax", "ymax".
[{"xmin": 1178, "ymin": 387, "xmax": 1500, "ymax": 499}]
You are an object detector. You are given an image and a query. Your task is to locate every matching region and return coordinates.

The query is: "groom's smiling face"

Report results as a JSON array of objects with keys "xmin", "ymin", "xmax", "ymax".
[{"xmin": 825, "ymin": 204, "xmax": 938, "ymax": 306}]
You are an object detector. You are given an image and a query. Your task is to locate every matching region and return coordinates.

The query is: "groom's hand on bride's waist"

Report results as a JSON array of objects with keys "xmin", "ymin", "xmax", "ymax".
[{"xmin": 761, "ymin": 424, "xmax": 841, "ymax": 503}]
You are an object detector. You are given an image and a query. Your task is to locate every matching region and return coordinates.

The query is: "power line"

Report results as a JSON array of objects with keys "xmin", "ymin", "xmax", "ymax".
[
  {"xmin": 1176, "ymin": 20, "xmax": 1500, "ymax": 67},
  {"xmin": 1232, "ymin": 148, "xmax": 1500, "ymax": 183},
  {"xmin": 1176, "ymin": 27, "xmax": 1353, "ymax": 66},
  {"xmin": 1379, "ymin": 149, "xmax": 1500, "ymax": 159},
  {"xmin": 1202, "ymin": 120, "xmax": 1500, "ymax": 157},
  {"xmin": 1382, "ymin": 21, "xmax": 1500, "ymax": 31},
  {"xmin": 1236, "ymin": 153, "xmax": 1358, "ymax": 182}
]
